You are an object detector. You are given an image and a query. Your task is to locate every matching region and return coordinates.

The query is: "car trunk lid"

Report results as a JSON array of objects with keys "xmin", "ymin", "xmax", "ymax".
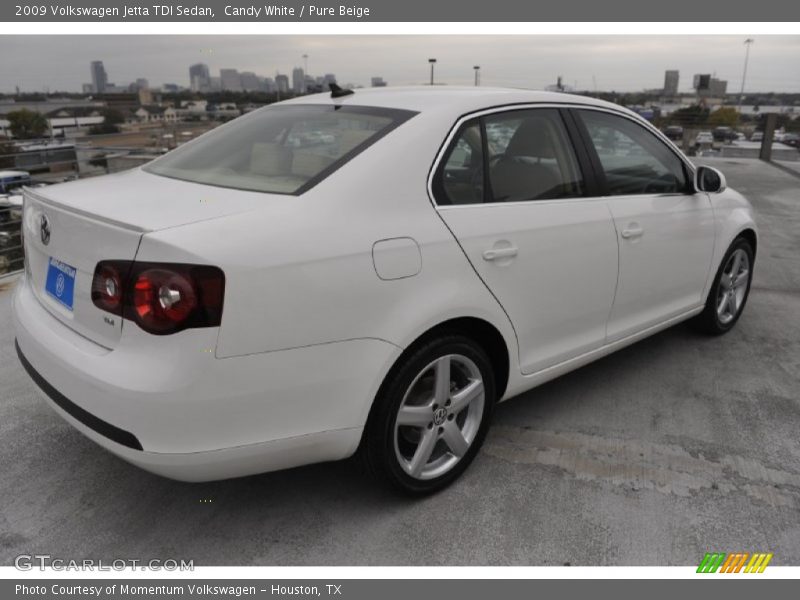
[{"xmin": 22, "ymin": 169, "xmax": 269, "ymax": 349}]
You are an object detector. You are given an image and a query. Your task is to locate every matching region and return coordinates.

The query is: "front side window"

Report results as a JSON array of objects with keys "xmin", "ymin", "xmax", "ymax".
[
  {"xmin": 145, "ymin": 104, "xmax": 416, "ymax": 195},
  {"xmin": 578, "ymin": 110, "xmax": 689, "ymax": 196},
  {"xmin": 434, "ymin": 109, "xmax": 585, "ymax": 205}
]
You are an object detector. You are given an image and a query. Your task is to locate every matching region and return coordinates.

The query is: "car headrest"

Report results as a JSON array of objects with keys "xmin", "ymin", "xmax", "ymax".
[{"xmin": 505, "ymin": 118, "xmax": 557, "ymax": 159}]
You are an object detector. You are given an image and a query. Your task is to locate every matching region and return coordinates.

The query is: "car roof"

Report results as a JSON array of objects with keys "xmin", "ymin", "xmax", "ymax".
[
  {"xmin": 0, "ymin": 170, "xmax": 30, "ymax": 178},
  {"xmin": 279, "ymin": 86, "xmax": 635, "ymax": 118}
]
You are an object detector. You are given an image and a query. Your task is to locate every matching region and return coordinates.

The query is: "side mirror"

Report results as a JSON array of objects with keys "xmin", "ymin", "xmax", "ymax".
[{"xmin": 695, "ymin": 165, "xmax": 726, "ymax": 194}]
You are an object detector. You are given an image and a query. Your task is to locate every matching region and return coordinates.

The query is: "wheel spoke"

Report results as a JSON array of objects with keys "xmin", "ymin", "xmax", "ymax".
[
  {"xmin": 726, "ymin": 291, "xmax": 738, "ymax": 316},
  {"xmin": 717, "ymin": 294, "xmax": 729, "ymax": 316},
  {"xmin": 434, "ymin": 356, "xmax": 451, "ymax": 404},
  {"xmin": 397, "ymin": 405, "xmax": 433, "ymax": 427},
  {"xmin": 730, "ymin": 252, "xmax": 742, "ymax": 278},
  {"xmin": 442, "ymin": 422, "xmax": 470, "ymax": 457},
  {"xmin": 408, "ymin": 429, "xmax": 438, "ymax": 477},
  {"xmin": 720, "ymin": 273, "xmax": 733, "ymax": 290},
  {"xmin": 733, "ymin": 269, "xmax": 749, "ymax": 289},
  {"xmin": 450, "ymin": 379, "xmax": 483, "ymax": 414}
]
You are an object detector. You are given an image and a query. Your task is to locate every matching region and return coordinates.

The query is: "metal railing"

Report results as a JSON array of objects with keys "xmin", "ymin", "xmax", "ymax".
[{"xmin": 0, "ymin": 203, "xmax": 23, "ymax": 276}]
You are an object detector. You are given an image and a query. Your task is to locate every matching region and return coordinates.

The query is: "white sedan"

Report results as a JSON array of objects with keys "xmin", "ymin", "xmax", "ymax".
[{"xmin": 13, "ymin": 88, "xmax": 757, "ymax": 494}]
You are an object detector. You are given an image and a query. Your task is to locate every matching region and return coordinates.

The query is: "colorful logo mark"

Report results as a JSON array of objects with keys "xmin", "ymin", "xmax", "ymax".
[{"xmin": 697, "ymin": 552, "xmax": 773, "ymax": 573}]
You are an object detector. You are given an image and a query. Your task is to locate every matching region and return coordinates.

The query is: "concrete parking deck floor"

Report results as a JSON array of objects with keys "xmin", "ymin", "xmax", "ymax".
[{"xmin": 1, "ymin": 158, "xmax": 798, "ymax": 566}]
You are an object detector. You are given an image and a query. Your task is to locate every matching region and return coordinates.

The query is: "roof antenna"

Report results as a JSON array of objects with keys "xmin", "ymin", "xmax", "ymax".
[{"xmin": 329, "ymin": 82, "xmax": 354, "ymax": 98}]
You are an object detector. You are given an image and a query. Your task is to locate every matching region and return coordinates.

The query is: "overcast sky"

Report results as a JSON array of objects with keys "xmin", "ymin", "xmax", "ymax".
[{"xmin": 2, "ymin": 35, "xmax": 799, "ymax": 93}]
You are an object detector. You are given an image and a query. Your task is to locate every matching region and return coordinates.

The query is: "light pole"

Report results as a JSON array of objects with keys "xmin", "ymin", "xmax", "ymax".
[
  {"xmin": 428, "ymin": 58, "xmax": 437, "ymax": 85},
  {"xmin": 738, "ymin": 38, "xmax": 754, "ymax": 114},
  {"xmin": 473, "ymin": 65, "xmax": 480, "ymax": 87}
]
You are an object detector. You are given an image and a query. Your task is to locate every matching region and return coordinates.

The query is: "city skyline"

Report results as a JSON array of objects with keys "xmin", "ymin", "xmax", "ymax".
[{"xmin": 2, "ymin": 35, "xmax": 800, "ymax": 94}]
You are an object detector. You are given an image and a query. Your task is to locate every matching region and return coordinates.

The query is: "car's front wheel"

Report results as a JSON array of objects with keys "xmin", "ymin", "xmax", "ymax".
[
  {"xmin": 693, "ymin": 237, "xmax": 754, "ymax": 334},
  {"xmin": 360, "ymin": 335, "xmax": 495, "ymax": 495}
]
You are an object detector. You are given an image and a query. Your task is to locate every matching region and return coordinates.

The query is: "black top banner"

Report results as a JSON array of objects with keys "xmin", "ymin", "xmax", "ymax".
[{"xmin": 3, "ymin": 0, "xmax": 800, "ymax": 22}]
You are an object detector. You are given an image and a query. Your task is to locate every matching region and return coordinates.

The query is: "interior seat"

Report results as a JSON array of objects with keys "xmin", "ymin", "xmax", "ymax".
[{"xmin": 490, "ymin": 118, "xmax": 563, "ymax": 202}]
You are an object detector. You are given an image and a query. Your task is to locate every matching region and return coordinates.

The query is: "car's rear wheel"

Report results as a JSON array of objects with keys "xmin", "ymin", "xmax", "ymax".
[
  {"xmin": 693, "ymin": 237, "xmax": 754, "ymax": 335},
  {"xmin": 360, "ymin": 335, "xmax": 495, "ymax": 495}
]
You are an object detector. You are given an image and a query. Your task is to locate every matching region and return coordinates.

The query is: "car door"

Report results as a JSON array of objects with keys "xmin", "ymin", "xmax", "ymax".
[
  {"xmin": 574, "ymin": 108, "xmax": 715, "ymax": 342},
  {"xmin": 432, "ymin": 108, "xmax": 619, "ymax": 375}
]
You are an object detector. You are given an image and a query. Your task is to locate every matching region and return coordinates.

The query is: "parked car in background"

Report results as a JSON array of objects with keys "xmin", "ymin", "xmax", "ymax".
[
  {"xmin": 663, "ymin": 125, "xmax": 684, "ymax": 141},
  {"xmin": 783, "ymin": 133, "xmax": 800, "ymax": 148},
  {"xmin": 695, "ymin": 131, "xmax": 714, "ymax": 146},
  {"xmin": 712, "ymin": 127, "xmax": 737, "ymax": 143},
  {"xmin": 751, "ymin": 131, "xmax": 764, "ymax": 142},
  {"xmin": 0, "ymin": 170, "xmax": 31, "ymax": 194},
  {"xmin": 13, "ymin": 87, "xmax": 758, "ymax": 494}
]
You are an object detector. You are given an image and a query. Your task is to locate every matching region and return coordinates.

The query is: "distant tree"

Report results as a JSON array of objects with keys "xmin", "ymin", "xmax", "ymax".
[
  {"xmin": 668, "ymin": 105, "xmax": 709, "ymax": 127},
  {"xmin": 7, "ymin": 109, "xmax": 48, "ymax": 139},
  {"xmin": 708, "ymin": 107, "xmax": 739, "ymax": 128},
  {"xmin": 89, "ymin": 108, "xmax": 125, "ymax": 134},
  {"xmin": 102, "ymin": 108, "xmax": 125, "ymax": 126}
]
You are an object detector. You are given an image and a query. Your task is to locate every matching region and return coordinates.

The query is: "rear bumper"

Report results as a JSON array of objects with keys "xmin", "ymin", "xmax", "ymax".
[
  {"xmin": 13, "ymin": 275, "xmax": 401, "ymax": 481},
  {"xmin": 16, "ymin": 340, "xmax": 143, "ymax": 450}
]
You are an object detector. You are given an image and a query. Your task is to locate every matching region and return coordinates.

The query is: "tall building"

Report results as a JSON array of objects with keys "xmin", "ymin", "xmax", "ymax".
[
  {"xmin": 371, "ymin": 76, "xmax": 387, "ymax": 87},
  {"xmin": 292, "ymin": 67, "xmax": 306, "ymax": 94},
  {"xmin": 275, "ymin": 74, "xmax": 289, "ymax": 94},
  {"xmin": 663, "ymin": 70, "xmax": 679, "ymax": 96},
  {"xmin": 138, "ymin": 87, "xmax": 153, "ymax": 105},
  {"xmin": 220, "ymin": 69, "xmax": 243, "ymax": 92},
  {"xmin": 90, "ymin": 61, "xmax": 108, "ymax": 94},
  {"xmin": 189, "ymin": 63, "xmax": 211, "ymax": 92},
  {"xmin": 240, "ymin": 71, "xmax": 261, "ymax": 92},
  {"xmin": 709, "ymin": 78, "xmax": 728, "ymax": 96},
  {"xmin": 693, "ymin": 73, "xmax": 727, "ymax": 97},
  {"xmin": 135, "ymin": 78, "xmax": 149, "ymax": 90},
  {"xmin": 323, "ymin": 74, "xmax": 337, "ymax": 87}
]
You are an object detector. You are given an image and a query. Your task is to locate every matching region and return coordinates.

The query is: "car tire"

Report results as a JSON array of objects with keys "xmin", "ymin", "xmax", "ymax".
[
  {"xmin": 360, "ymin": 334, "xmax": 496, "ymax": 495},
  {"xmin": 693, "ymin": 237, "xmax": 754, "ymax": 335}
]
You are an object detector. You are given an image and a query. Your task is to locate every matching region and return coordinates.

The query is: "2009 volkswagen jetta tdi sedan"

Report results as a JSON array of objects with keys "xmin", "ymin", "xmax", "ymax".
[{"xmin": 14, "ymin": 87, "xmax": 757, "ymax": 494}]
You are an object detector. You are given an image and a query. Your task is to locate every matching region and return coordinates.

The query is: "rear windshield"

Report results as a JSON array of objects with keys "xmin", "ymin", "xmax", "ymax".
[{"xmin": 144, "ymin": 104, "xmax": 416, "ymax": 195}]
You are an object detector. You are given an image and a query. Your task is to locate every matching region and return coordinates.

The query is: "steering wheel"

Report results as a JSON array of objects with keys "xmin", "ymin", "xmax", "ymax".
[{"xmin": 643, "ymin": 174, "xmax": 678, "ymax": 194}]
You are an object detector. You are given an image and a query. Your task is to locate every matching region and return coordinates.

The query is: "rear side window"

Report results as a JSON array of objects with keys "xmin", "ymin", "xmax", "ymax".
[
  {"xmin": 578, "ymin": 109, "xmax": 689, "ymax": 196},
  {"xmin": 437, "ymin": 119, "xmax": 484, "ymax": 205},
  {"xmin": 433, "ymin": 108, "xmax": 585, "ymax": 205},
  {"xmin": 484, "ymin": 109, "xmax": 584, "ymax": 202},
  {"xmin": 145, "ymin": 104, "xmax": 416, "ymax": 195}
]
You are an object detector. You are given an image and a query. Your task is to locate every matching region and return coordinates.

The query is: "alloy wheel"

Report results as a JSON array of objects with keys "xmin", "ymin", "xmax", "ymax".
[
  {"xmin": 716, "ymin": 248, "xmax": 750, "ymax": 325},
  {"xmin": 393, "ymin": 354, "xmax": 485, "ymax": 480}
]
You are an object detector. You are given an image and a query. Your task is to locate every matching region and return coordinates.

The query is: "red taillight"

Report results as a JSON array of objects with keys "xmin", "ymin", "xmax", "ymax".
[
  {"xmin": 92, "ymin": 261, "xmax": 225, "ymax": 335},
  {"xmin": 91, "ymin": 262, "xmax": 125, "ymax": 314}
]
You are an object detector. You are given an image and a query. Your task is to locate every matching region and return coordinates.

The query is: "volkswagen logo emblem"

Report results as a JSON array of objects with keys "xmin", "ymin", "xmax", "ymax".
[
  {"xmin": 40, "ymin": 214, "xmax": 50, "ymax": 245},
  {"xmin": 433, "ymin": 407, "xmax": 448, "ymax": 426}
]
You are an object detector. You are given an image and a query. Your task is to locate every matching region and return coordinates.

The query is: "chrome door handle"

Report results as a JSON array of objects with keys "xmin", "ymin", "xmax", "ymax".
[
  {"xmin": 621, "ymin": 226, "xmax": 644, "ymax": 239},
  {"xmin": 482, "ymin": 247, "xmax": 518, "ymax": 261}
]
